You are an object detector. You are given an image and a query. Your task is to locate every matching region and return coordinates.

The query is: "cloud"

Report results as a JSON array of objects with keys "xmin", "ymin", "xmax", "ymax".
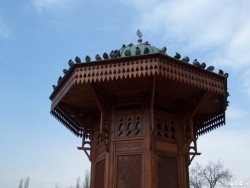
[
  {"xmin": 212, "ymin": 22, "xmax": 250, "ymax": 69},
  {"xmin": 120, "ymin": 0, "xmax": 250, "ymax": 70}
]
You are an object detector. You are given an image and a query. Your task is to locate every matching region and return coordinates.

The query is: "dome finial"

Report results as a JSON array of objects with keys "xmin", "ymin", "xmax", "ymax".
[{"xmin": 137, "ymin": 29, "xmax": 143, "ymax": 43}]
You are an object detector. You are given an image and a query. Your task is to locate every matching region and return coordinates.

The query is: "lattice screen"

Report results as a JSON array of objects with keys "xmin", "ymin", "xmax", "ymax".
[
  {"xmin": 116, "ymin": 155, "xmax": 142, "ymax": 188},
  {"xmin": 94, "ymin": 159, "xmax": 105, "ymax": 188},
  {"xmin": 117, "ymin": 114, "xmax": 143, "ymax": 137},
  {"xmin": 155, "ymin": 114, "xmax": 177, "ymax": 141},
  {"xmin": 157, "ymin": 155, "xmax": 178, "ymax": 188}
]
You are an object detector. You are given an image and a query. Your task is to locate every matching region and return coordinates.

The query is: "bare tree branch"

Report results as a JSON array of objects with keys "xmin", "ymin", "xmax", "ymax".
[
  {"xmin": 190, "ymin": 161, "xmax": 232, "ymax": 188},
  {"xmin": 83, "ymin": 170, "xmax": 90, "ymax": 188}
]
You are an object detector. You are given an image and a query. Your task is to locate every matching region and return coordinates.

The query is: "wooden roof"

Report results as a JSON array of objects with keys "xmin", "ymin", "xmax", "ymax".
[{"xmin": 50, "ymin": 52, "xmax": 228, "ymax": 137}]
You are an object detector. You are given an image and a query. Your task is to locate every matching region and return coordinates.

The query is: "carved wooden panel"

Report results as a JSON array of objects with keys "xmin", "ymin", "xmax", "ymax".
[
  {"xmin": 155, "ymin": 141, "xmax": 177, "ymax": 154},
  {"xmin": 116, "ymin": 140, "xmax": 143, "ymax": 152},
  {"xmin": 69, "ymin": 57, "xmax": 225, "ymax": 95},
  {"xmin": 96, "ymin": 132, "xmax": 104, "ymax": 148},
  {"xmin": 157, "ymin": 155, "xmax": 178, "ymax": 188},
  {"xmin": 155, "ymin": 112, "xmax": 177, "ymax": 142},
  {"xmin": 116, "ymin": 155, "xmax": 142, "ymax": 188},
  {"xmin": 94, "ymin": 159, "xmax": 105, "ymax": 188},
  {"xmin": 116, "ymin": 114, "xmax": 143, "ymax": 138}
]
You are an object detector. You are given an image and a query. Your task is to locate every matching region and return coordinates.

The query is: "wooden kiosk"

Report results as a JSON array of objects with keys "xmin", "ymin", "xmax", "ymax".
[{"xmin": 49, "ymin": 32, "xmax": 229, "ymax": 188}]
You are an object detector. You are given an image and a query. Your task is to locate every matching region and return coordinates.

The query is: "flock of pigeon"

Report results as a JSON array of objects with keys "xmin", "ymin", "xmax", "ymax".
[
  {"xmin": 53, "ymin": 43, "xmax": 229, "ymax": 89},
  {"xmin": 172, "ymin": 52, "xmax": 228, "ymax": 77}
]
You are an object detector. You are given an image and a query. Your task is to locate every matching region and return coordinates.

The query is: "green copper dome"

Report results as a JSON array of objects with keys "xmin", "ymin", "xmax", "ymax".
[{"xmin": 119, "ymin": 42, "xmax": 164, "ymax": 57}]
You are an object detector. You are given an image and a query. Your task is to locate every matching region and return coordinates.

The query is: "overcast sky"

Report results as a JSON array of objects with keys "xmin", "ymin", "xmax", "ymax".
[{"xmin": 1, "ymin": 0, "xmax": 250, "ymax": 187}]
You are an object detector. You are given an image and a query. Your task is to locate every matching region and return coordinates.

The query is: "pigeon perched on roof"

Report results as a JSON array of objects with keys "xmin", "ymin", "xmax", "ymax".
[
  {"xmin": 224, "ymin": 73, "xmax": 229, "ymax": 77},
  {"xmin": 159, "ymin": 47, "xmax": 167, "ymax": 54},
  {"xmin": 192, "ymin": 59, "xmax": 200, "ymax": 67},
  {"xmin": 219, "ymin": 69, "xmax": 224, "ymax": 75},
  {"xmin": 207, "ymin": 66, "xmax": 214, "ymax": 72},
  {"xmin": 68, "ymin": 59, "xmax": 74, "ymax": 66},
  {"xmin": 125, "ymin": 50, "xmax": 131, "ymax": 56},
  {"xmin": 144, "ymin": 47, "xmax": 149, "ymax": 54},
  {"xmin": 122, "ymin": 44, "xmax": 126, "ymax": 48},
  {"xmin": 52, "ymin": 85, "xmax": 56, "ymax": 89},
  {"xmin": 127, "ymin": 43, "xmax": 133, "ymax": 47},
  {"xmin": 200, "ymin": 62, "xmax": 206, "ymax": 69},
  {"xmin": 174, "ymin": 53, "xmax": 181, "ymax": 60},
  {"xmin": 63, "ymin": 69, "xmax": 68, "ymax": 74},
  {"xmin": 85, "ymin": 55, "xmax": 91, "ymax": 62},
  {"xmin": 110, "ymin": 51, "xmax": 116, "ymax": 59},
  {"xmin": 57, "ymin": 76, "xmax": 63, "ymax": 84},
  {"xmin": 135, "ymin": 47, "xmax": 141, "ymax": 55},
  {"xmin": 115, "ymin": 50, "xmax": 120, "ymax": 57},
  {"xmin": 103, "ymin": 52, "xmax": 109, "ymax": 60},
  {"xmin": 95, "ymin": 54, "xmax": 102, "ymax": 61},
  {"xmin": 143, "ymin": 41, "xmax": 149, "ymax": 45},
  {"xmin": 75, "ymin": 56, "xmax": 81, "ymax": 63},
  {"xmin": 181, "ymin": 56, "xmax": 190, "ymax": 63}
]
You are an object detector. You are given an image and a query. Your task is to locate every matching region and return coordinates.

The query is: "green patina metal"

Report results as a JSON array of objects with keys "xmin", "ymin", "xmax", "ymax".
[{"xmin": 119, "ymin": 42, "xmax": 163, "ymax": 57}]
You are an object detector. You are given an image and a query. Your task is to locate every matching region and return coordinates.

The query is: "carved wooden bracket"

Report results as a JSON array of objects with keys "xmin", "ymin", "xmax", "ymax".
[
  {"xmin": 91, "ymin": 84, "xmax": 110, "ymax": 152},
  {"xmin": 99, "ymin": 127, "xmax": 109, "ymax": 152},
  {"xmin": 78, "ymin": 130, "xmax": 91, "ymax": 161},
  {"xmin": 188, "ymin": 139, "xmax": 201, "ymax": 165},
  {"xmin": 78, "ymin": 140, "xmax": 91, "ymax": 161},
  {"xmin": 183, "ymin": 117, "xmax": 201, "ymax": 165}
]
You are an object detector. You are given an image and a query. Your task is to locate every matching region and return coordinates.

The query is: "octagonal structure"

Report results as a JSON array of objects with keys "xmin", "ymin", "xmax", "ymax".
[{"xmin": 50, "ymin": 38, "xmax": 228, "ymax": 188}]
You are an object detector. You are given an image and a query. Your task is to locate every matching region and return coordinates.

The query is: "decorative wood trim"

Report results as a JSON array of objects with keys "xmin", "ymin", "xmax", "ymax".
[
  {"xmin": 51, "ymin": 106, "xmax": 82, "ymax": 137},
  {"xmin": 158, "ymin": 60, "xmax": 225, "ymax": 94},
  {"xmin": 116, "ymin": 140, "xmax": 143, "ymax": 152},
  {"xmin": 51, "ymin": 72, "xmax": 75, "ymax": 110},
  {"xmin": 70, "ymin": 57, "xmax": 225, "ymax": 95},
  {"xmin": 196, "ymin": 113, "xmax": 225, "ymax": 136}
]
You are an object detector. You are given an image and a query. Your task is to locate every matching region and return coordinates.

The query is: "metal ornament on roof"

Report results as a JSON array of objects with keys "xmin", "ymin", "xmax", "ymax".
[{"xmin": 137, "ymin": 29, "xmax": 143, "ymax": 43}]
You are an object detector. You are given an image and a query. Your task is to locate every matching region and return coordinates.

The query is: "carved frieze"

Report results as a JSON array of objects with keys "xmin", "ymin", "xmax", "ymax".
[
  {"xmin": 71, "ymin": 57, "xmax": 225, "ymax": 95},
  {"xmin": 116, "ymin": 141, "xmax": 143, "ymax": 152}
]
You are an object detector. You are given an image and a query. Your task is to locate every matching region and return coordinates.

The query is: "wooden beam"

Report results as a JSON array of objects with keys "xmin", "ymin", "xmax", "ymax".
[{"xmin": 150, "ymin": 77, "xmax": 156, "ymax": 131}]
